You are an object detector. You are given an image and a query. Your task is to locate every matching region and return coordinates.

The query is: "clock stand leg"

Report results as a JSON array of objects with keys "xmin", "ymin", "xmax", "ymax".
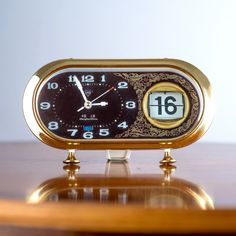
[
  {"xmin": 63, "ymin": 149, "xmax": 80, "ymax": 164},
  {"xmin": 160, "ymin": 149, "xmax": 176, "ymax": 164},
  {"xmin": 106, "ymin": 150, "xmax": 131, "ymax": 162}
]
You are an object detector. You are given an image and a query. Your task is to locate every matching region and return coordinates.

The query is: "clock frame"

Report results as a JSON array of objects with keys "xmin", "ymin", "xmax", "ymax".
[{"xmin": 23, "ymin": 58, "xmax": 213, "ymax": 150}]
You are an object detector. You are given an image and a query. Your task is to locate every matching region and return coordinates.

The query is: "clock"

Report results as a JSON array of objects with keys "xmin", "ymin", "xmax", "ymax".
[{"xmin": 23, "ymin": 59, "xmax": 213, "ymax": 162}]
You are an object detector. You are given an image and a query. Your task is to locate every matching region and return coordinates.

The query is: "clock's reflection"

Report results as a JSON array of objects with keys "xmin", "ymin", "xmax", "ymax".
[{"xmin": 28, "ymin": 160, "xmax": 214, "ymax": 209}]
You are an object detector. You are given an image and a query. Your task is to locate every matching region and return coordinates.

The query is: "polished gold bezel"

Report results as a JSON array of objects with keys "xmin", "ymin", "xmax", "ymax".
[
  {"xmin": 23, "ymin": 58, "xmax": 213, "ymax": 150},
  {"xmin": 142, "ymin": 82, "xmax": 190, "ymax": 129}
]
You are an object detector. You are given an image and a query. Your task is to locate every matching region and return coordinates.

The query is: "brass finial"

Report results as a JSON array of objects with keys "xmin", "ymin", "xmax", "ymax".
[
  {"xmin": 63, "ymin": 149, "xmax": 80, "ymax": 164},
  {"xmin": 160, "ymin": 149, "xmax": 176, "ymax": 164}
]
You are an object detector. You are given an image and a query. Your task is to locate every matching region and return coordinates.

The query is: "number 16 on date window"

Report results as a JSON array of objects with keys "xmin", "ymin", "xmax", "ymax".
[{"xmin": 149, "ymin": 92, "xmax": 184, "ymax": 120}]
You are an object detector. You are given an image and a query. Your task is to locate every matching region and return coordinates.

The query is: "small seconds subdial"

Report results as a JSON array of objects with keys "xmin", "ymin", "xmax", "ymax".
[{"xmin": 36, "ymin": 71, "xmax": 138, "ymax": 139}]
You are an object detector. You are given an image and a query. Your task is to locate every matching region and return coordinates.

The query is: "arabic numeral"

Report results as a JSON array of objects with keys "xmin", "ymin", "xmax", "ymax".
[
  {"xmin": 81, "ymin": 75, "xmax": 94, "ymax": 82},
  {"xmin": 164, "ymin": 96, "xmax": 177, "ymax": 115},
  {"xmin": 99, "ymin": 129, "xmax": 109, "ymax": 136},
  {"xmin": 40, "ymin": 102, "xmax": 50, "ymax": 110},
  {"xmin": 117, "ymin": 121, "xmax": 128, "ymax": 129},
  {"xmin": 47, "ymin": 82, "xmax": 58, "ymax": 89},
  {"xmin": 155, "ymin": 96, "xmax": 177, "ymax": 115},
  {"xmin": 118, "ymin": 81, "xmax": 128, "ymax": 89},
  {"xmin": 48, "ymin": 121, "xmax": 58, "ymax": 130},
  {"xmin": 68, "ymin": 75, "xmax": 76, "ymax": 82},
  {"xmin": 83, "ymin": 131, "xmax": 93, "ymax": 139},
  {"xmin": 67, "ymin": 129, "xmax": 78, "ymax": 137},
  {"xmin": 101, "ymin": 74, "xmax": 106, "ymax": 82},
  {"xmin": 125, "ymin": 101, "xmax": 136, "ymax": 109}
]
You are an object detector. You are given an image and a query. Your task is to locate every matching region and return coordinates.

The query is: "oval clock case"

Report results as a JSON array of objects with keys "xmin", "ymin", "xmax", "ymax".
[{"xmin": 23, "ymin": 59, "xmax": 213, "ymax": 150}]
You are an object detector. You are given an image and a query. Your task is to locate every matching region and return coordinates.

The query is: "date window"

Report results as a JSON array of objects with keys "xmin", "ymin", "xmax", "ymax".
[{"xmin": 149, "ymin": 92, "xmax": 184, "ymax": 120}]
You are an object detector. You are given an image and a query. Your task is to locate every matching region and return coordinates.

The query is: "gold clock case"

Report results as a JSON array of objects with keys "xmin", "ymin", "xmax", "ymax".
[{"xmin": 23, "ymin": 59, "xmax": 213, "ymax": 150}]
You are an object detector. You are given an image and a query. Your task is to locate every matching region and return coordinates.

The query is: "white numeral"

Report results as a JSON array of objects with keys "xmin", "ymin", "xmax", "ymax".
[
  {"xmin": 118, "ymin": 121, "xmax": 128, "ymax": 129},
  {"xmin": 118, "ymin": 81, "xmax": 128, "ymax": 89},
  {"xmin": 40, "ymin": 102, "xmax": 50, "ymax": 110},
  {"xmin": 47, "ymin": 82, "xmax": 58, "ymax": 89},
  {"xmin": 48, "ymin": 121, "xmax": 58, "ymax": 130},
  {"xmin": 67, "ymin": 129, "xmax": 78, "ymax": 136},
  {"xmin": 81, "ymin": 75, "xmax": 94, "ymax": 82},
  {"xmin": 99, "ymin": 129, "xmax": 109, "ymax": 136},
  {"xmin": 125, "ymin": 101, "xmax": 136, "ymax": 109},
  {"xmin": 83, "ymin": 131, "xmax": 93, "ymax": 139},
  {"xmin": 101, "ymin": 74, "xmax": 106, "ymax": 82},
  {"xmin": 68, "ymin": 75, "xmax": 77, "ymax": 82}
]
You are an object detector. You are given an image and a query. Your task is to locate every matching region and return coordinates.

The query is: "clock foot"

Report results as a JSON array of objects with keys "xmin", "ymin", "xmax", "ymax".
[
  {"xmin": 63, "ymin": 150, "xmax": 80, "ymax": 164},
  {"xmin": 160, "ymin": 149, "xmax": 176, "ymax": 164}
]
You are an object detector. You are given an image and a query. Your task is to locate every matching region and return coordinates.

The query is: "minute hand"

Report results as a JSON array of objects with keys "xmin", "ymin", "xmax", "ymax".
[
  {"xmin": 74, "ymin": 75, "xmax": 88, "ymax": 102},
  {"xmin": 91, "ymin": 87, "xmax": 114, "ymax": 103}
]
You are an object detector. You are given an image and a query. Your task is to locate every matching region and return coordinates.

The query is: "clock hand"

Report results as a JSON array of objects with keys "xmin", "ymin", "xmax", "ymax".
[
  {"xmin": 74, "ymin": 75, "xmax": 89, "ymax": 102},
  {"xmin": 77, "ymin": 101, "xmax": 108, "ymax": 112},
  {"xmin": 77, "ymin": 106, "xmax": 85, "ymax": 112},
  {"xmin": 91, "ymin": 87, "xmax": 114, "ymax": 103},
  {"xmin": 91, "ymin": 101, "xmax": 108, "ymax": 106},
  {"xmin": 77, "ymin": 87, "xmax": 113, "ymax": 112}
]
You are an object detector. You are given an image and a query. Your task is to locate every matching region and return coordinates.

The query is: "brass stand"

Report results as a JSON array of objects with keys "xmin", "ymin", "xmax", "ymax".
[
  {"xmin": 63, "ymin": 150, "xmax": 80, "ymax": 164},
  {"xmin": 160, "ymin": 149, "xmax": 176, "ymax": 164}
]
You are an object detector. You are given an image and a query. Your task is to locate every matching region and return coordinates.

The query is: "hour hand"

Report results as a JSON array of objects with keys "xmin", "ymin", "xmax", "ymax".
[
  {"xmin": 74, "ymin": 75, "xmax": 88, "ymax": 102},
  {"xmin": 77, "ymin": 101, "xmax": 108, "ymax": 113},
  {"xmin": 92, "ymin": 101, "xmax": 108, "ymax": 107}
]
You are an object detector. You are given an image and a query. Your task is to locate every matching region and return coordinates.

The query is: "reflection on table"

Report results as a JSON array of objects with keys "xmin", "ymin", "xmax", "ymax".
[{"xmin": 28, "ymin": 160, "xmax": 214, "ymax": 209}]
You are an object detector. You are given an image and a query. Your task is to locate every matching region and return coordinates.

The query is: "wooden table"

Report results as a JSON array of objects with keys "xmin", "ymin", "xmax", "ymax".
[{"xmin": 0, "ymin": 142, "xmax": 236, "ymax": 235}]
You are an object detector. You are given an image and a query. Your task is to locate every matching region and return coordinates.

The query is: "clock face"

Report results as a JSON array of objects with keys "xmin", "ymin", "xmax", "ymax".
[{"xmin": 36, "ymin": 70, "xmax": 138, "ymax": 139}]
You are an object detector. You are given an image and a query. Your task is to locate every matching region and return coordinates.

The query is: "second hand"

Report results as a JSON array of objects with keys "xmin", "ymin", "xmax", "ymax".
[{"xmin": 91, "ymin": 86, "xmax": 114, "ymax": 103}]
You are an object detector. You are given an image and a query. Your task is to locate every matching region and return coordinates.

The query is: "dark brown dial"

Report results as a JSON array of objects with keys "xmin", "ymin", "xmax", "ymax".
[{"xmin": 36, "ymin": 70, "xmax": 138, "ymax": 139}]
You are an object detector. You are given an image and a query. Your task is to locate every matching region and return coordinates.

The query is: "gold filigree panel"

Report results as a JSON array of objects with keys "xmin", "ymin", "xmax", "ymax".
[{"xmin": 114, "ymin": 72, "xmax": 200, "ymax": 139}]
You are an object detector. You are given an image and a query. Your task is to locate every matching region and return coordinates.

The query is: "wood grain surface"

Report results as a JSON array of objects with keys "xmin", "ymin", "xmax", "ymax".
[{"xmin": 0, "ymin": 142, "xmax": 235, "ymax": 234}]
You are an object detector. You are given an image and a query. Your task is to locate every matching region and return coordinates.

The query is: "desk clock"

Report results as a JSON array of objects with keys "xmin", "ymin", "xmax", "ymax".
[{"xmin": 23, "ymin": 59, "xmax": 213, "ymax": 163}]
